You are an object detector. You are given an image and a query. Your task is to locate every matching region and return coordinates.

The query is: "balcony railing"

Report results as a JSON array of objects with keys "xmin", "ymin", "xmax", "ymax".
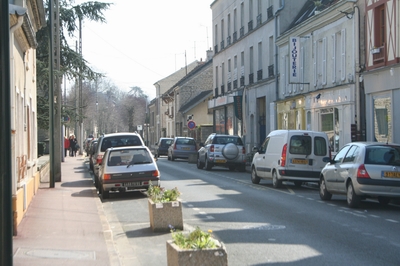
[
  {"xmin": 240, "ymin": 76, "xmax": 245, "ymax": 87},
  {"xmin": 257, "ymin": 14, "xmax": 262, "ymax": 26},
  {"xmin": 257, "ymin": 69, "xmax": 263, "ymax": 80},
  {"xmin": 227, "ymin": 36, "xmax": 231, "ymax": 46},
  {"xmin": 249, "ymin": 73, "xmax": 254, "ymax": 84},
  {"xmin": 268, "ymin": 64, "xmax": 274, "ymax": 77},
  {"xmin": 233, "ymin": 31, "xmax": 237, "ymax": 42},
  {"xmin": 220, "ymin": 40, "xmax": 225, "ymax": 50},
  {"xmin": 240, "ymin": 26, "xmax": 244, "ymax": 38},
  {"xmin": 233, "ymin": 80, "xmax": 238, "ymax": 89},
  {"xmin": 227, "ymin": 82, "xmax": 232, "ymax": 91},
  {"xmin": 248, "ymin": 20, "xmax": 253, "ymax": 31},
  {"xmin": 267, "ymin": 6, "xmax": 273, "ymax": 19},
  {"xmin": 221, "ymin": 85, "xmax": 225, "ymax": 95},
  {"xmin": 372, "ymin": 45, "xmax": 386, "ymax": 65}
]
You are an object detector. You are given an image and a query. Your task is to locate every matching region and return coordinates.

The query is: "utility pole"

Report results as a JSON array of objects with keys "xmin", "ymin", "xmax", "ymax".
[
  {"xmin": 49, "ymin": 0, "xmax": 55, "ymax": 187},
  {"xmin": 1, "ymin": 2, "xmax": 13, "ymax": 264},
  {"xmin": 54, "ymin": 0, "xmax": 61, "ymax": 181},
  {"xmin": 78, "ymin": 17, "xmax": 83, "ymax": 154}
]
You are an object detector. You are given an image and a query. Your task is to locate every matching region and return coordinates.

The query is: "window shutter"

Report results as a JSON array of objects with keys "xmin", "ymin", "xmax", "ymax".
[
  {"xmin": 313, "ymin": 41, "xmax": 317, "ymax": 87},
  {"xmin": 322, "ymin": 37, "xmax": 327, "ymax": 85},
  {"xmin": 332, "ymin": 34, "xmax": 336, "ymax": 83},
  {"xmin": 341, "ymin": 29, "xmax": 346, "ymax": 81}
]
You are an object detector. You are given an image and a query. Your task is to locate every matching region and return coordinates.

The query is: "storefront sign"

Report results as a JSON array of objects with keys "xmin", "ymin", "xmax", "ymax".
[{"xmin": 289, "ymin": 36, "xmax": 300, "ymax": 83}]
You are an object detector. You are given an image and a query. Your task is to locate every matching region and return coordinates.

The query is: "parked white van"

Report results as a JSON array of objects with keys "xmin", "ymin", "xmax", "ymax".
[{"xmin": 251, "ymin": 130, "xmax": 330, "ymax": 188}]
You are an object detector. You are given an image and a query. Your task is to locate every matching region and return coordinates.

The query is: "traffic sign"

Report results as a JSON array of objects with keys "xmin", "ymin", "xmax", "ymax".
[{"xmin": 187, "ymin": 120, "xmax": 196, "ymax": 130}]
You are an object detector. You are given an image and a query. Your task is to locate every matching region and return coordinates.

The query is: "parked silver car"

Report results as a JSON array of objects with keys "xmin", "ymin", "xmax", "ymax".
[
  {"xmin": 319, "ymin": 142, "xmax": 400, "ymax": 208},
  {"xmin": 197, "ymin": 133, "xmax": 246, "ymax": 172},
  {"xmin": 98, "ymin": 146, "xmax": 160, "ymax": 199},
  {"xmin": 167, "ymin": 137, "xmax": 197, "ymax": 161}
]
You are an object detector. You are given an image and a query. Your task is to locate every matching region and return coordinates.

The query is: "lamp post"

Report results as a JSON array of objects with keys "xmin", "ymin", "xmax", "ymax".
[{"xmin": 144, "ymin": 123, "xmax": 149, "ymax": 146}]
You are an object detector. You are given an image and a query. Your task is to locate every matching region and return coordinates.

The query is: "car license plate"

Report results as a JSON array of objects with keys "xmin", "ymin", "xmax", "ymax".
[
  {"xmin": 291, "ymin": 159, "xmax": 308, "ymax": 164},
  {"xmin": 382, "ymin": 171, "xmax": 400, "ymax": 178},
  {"xmin": 124, "ymin": 182, "xmax": 141, "ymax": 186},
  {"xmin": 215, "ymin": 159, "xmax": 226, "ymax": 163},
  {"xmin": 182, "ymin": 147, "xmax": 191, "ymax": 150}
]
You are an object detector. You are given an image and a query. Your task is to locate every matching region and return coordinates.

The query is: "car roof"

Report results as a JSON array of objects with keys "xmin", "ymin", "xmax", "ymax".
[
  {"xmin": 102, "ymin": 132, "xmax": 141, "ymax": 137},
  {"xmin": 107, "ymin": 146, "xmax": 150, "ymax": 152}
]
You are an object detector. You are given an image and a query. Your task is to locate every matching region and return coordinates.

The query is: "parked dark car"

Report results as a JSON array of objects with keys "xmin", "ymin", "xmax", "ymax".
[
  {"xmin": 155, "ymin": 138, "xmax": 173, "ymax": 157},
  {"xmin": 319, "ymin": 142, "xmax": 400, "ymax": 208}
]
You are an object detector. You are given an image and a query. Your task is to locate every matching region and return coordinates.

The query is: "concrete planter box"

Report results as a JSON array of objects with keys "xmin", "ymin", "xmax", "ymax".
[
  {"xmin": 166, "ymin": 240, "xmax": 228, "ymax": 266},
  {"xmin": 148, "ymin": 199, "xmax": 183, "ymax": 232}
]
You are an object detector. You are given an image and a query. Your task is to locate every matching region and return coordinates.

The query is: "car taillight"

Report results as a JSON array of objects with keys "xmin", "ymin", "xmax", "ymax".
[
  {"xmin": 210, "ymin": 145, "xmax": 214, "ymax": 152},
  {"xmin": 357, "ymin": 164, "xmax": 370, "ymax": 178},
  {"xmin": 152, "ymin": 170, "xmax": 160, "ymax": 177},
  {"xmin": 103, "ymin": 174, "xmax": 111, "ymax": 180},
  {"xmin": 242, "ymin": 146, "xmax": 246, "ymax": 154},
  {"xmin": 280, "ymin": 144, "xmax": 287, "ymax": 167},
  {"xmin": 96, "ymin": 154, "xmax": 103, "ymax": 165}
]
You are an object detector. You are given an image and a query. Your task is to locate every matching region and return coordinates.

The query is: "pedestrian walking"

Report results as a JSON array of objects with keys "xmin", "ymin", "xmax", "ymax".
[
  {"xmin": 64, "ymin": 136, "xmax": 70, "ymax": 157},
  {"xmin": 69, "ymin": 135, "xmax": 77, "ymax": 157}
]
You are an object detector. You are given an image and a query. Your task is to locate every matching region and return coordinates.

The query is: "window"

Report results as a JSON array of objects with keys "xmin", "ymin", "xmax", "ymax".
[
  {"xmin": 259, "ymin": 137, "xmax": 270, "ymax": 154},
  {"xmin": 374, "ymin": 4, "xmax": 385, "ymax": 48},
  {"xmin": 334, "ymin": 145, "xmax": 351, "ymax": 163},
  {"xmin": 314, "ymin": 137, "xmax": 327, "ymax": 156},
  {"xmin": 289, "ymin": 136, "xmax": 311, "ymax": 155},
  {"xmin": 321, "ymin": 108, "xmax": 340, "ymax": 153},
  {"xmin": 343, "ymin": 145, "xmax": 359, "ymax": 163},
  {"xmin": 258, "ymin": 42, "xmax": 262, "ymax": 70},
  {"xmin": 373, "ymin": 93, "xmax": 391, "ymax": 143}
]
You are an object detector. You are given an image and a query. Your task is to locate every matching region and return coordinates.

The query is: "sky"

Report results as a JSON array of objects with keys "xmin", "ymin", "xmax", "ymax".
[{"xmin": 70, "ymin": 0, "xmax": 213, "ymax": 100}]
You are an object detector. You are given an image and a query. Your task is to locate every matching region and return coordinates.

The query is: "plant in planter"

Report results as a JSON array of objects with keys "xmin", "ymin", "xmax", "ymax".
[
  {"xmin": 166, "ymin": 226, "xmax": 228, "ymax": 266},
  {"xmin": 147, "ymin": 183, "xmax": 183, "ymax": 232}
]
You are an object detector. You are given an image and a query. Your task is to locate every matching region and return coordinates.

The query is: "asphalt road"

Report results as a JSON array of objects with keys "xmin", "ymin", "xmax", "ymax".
[{"xmin": 99, "ymin": 157, "xmax": 400, "ymax": 266}]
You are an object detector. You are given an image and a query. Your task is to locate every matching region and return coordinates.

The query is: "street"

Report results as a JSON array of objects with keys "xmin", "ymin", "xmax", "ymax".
[{"xmin": 98, "ymin": 157, "xmax": 400, "ymax": 266}]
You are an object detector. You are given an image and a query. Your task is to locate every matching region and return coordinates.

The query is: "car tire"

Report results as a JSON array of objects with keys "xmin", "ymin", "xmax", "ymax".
[
  {"xmin": 272, "ymin": 170, "xmax": 282, "ymax": 188},
  {"xmin": 205, "ymin": 156, "xmax": 212, "ymax": 171},
  {"xmin": 197, "ymin": 155, "xmax": 204, "ymax": 169},
  {"xmin": 378, "ymin": 196, "xmax": 391, "ymax": 205},
  {"xmin": 251, "ymin": 166, "xmax": 260, "ymax": 184},
  {"xmin": 167, "ymin": 154, "xmax": 171, "ymax": 161},
  {"xmin": 347, "ymin": 181, "xmax": 361, "ymax": 208},
  {"xmin": 294, "ymin": 181, "xmax": 303, "ymax": 187},
  {"xmin": 102, "ymin": 189, "xmax": 109, "ymax": 199},
  {"xmin": 171, "ymin": 155, "xmax": 175, "ymax": 161},
  {"xmin": 94, "ymin": 176, "xmax": 99, "ymax": 189},
  {"xmin": 319, "ymin": 177, "xmax": 332, "ymax": 200}
]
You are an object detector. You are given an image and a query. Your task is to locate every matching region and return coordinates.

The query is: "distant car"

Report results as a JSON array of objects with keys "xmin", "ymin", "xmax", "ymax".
[
  {"xmin": 197, "ymin": 133, "xmax": 246, "ymax": 172},
  {"xmin": 167, "ymin": 137, "xmax": 197, "ymax": 161},
  {"xmin": 155, "ymin": 138, "xmax": 173, "ymax": 157},
  {"xmin": 319, "ymin": 142, "xmax": 400, "ymax": 208},
  {"xmin": 98, "ymin": 146, "xmax": 160, "ymax": 199},
  {"xmin": 93, "ymin": 132, "xmax": 145, "ymax": 189}
]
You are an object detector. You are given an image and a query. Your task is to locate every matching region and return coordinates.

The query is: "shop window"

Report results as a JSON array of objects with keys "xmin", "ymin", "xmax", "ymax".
[{"xmin": 373, "ymin": 94, "xmax": 391, "ymax": 143}]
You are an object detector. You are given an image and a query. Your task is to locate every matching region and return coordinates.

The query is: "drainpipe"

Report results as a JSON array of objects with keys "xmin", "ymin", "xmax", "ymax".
[
  {"xmin": 274, "ymin": 0, "xmax": 285, "ymax": 130},
  {"xmin": 10, "ymin": 14, "xmax": 24, "ymax": 196}
]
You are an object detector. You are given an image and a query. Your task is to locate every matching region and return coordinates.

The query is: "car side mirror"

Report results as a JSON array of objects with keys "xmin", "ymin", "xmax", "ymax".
[
  {"xmin": 323, "ymin": 157, "xmax": 335, "ymax": 164},
  {"xmin": 199, "ymin": 143, "xmax": 204, "ymax": 147},
  {"xmin": 252, "ymin": 146, "xmax": 259, "ymax": 152}
]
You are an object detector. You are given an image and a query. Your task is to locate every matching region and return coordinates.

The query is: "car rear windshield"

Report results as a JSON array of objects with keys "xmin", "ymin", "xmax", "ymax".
[
  {"xmin": 161, "ymin": 139, "xmax": 173, "ymax": 147},
  {"xmin": 365, "ymin": 146, "xmax": 400, "ymax": 165},
  {"xmin": 288, "ymin": 135, "xmax": 327, "ymax": 156},
  {"xmin": 213, "ymin": 137, "xmax": 243, "ymax": 145},
  {"xmin": 101, "ymin": 136, "xmax": 142, "ymax": 152},
  {"xmin": 107, "ymin": 148, "xmax": 152, "ymax": 166},
  {"xmin": 176, "ymin": 138, "xmax": 196, "ymax": 145}
]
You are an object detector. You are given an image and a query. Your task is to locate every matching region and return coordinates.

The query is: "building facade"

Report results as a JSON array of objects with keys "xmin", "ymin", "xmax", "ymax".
[
  {"xmin": 276, "ymin": 0, "xmax": 365, "ymax": 153},
  {"xmin": 9, "ymin": 0, "xmax": 46, "ymax": 231},
  {"xmin": 209, "ymin": 0, "xmax": 308, "ymax": 153},
  {"xmin": 363, "ymin": 0, "xmax": 400, "ymax": 143}
]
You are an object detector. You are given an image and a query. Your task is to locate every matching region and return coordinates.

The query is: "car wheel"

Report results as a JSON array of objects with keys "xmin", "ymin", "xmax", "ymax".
[
  {"xmin": 197, "ymin": 155, "xmax": 204, "ymax": 169},
  {"xmin": 102, "ymin": 188, "xmax": 109, "ymax": 199},
  {"xmin": 272, "ymin": 170, "xmax": 282, "ymax": 188},
  {"xmin": 294, "ymin": 181, "xmax": 303, "ymax": 187},
  {"xmin": 347, "ymin": 181, "xmax": 361, "ymax": 208},
  {"xmin": 94, "ymin": 176, "xmax": 99, "ymax": 189},
  {"xmin": 205, "ymin": 156, "xmax": 212, "ymax": 171},
  {"xmin": 167, "ymin": 153, "xmax": 171, "ymax": 161},
  {"xmin": 319, "ymin": 177, "xmax": 332, "ymax": 200},
  {"xmin": 378, "ymin": 196, "xmax": 391, "ymax": 205},
  {"xmin": 251, "ymin": 166, "xmax": 260, "ymax": 184},
  {"xmin": 171, "ymin": 154, "xmax": 175, "ymax": 161},
  {"xmin": 238, "ymin": 165, "xmax": 246, "ymax": 172}
]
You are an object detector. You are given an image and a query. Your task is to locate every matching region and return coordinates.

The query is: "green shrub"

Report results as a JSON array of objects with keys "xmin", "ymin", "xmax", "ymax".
[{"xmin": 147, "ymin": 182, "xmax": 180, "ymax": 203}]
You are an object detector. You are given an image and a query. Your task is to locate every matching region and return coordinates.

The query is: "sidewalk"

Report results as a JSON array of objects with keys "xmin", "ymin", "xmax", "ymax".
[{"xmin": 13, "ymin": 155, "xmax": 118, "ymax": 266}]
